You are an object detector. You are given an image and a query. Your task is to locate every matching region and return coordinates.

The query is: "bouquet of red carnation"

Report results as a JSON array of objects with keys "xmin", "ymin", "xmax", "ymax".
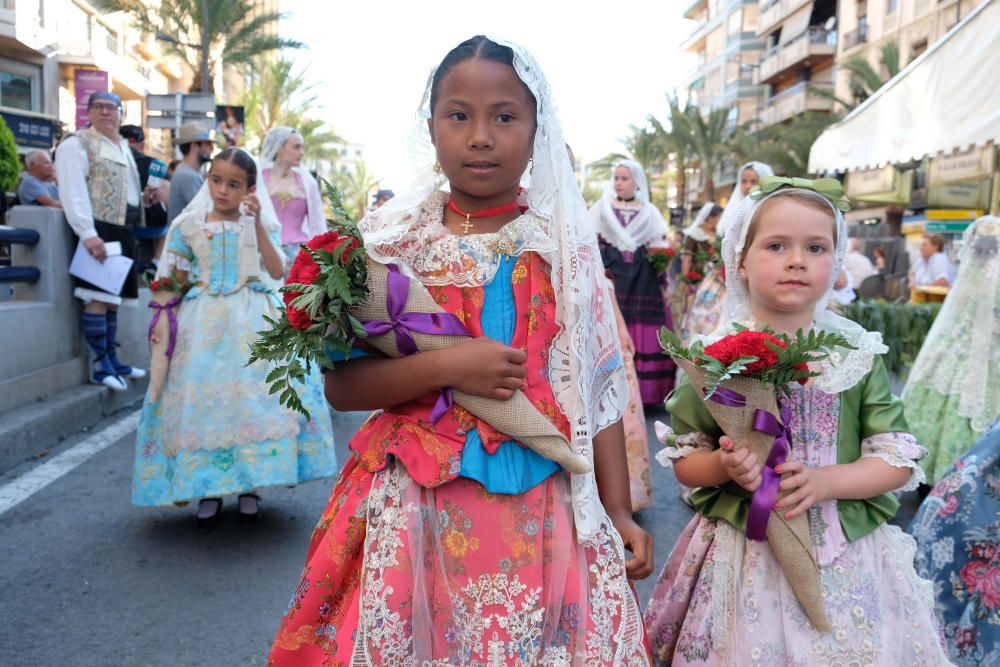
[
  {"xmin": 680, "ymin": 270, "xmax": 704, "ymax": 284},
  {"xmin": 646, "ymin": 246, "xmax": 676, "ymax": 275},
  {"xmin": 146, "ymin": 273, "xmax": 192, "ymax": 401},
  {"xmin": 661, "ymin": 325, "xmax": 855, "ymax": 631},
  {"xmin": 249, "ymin": 182, "xmax": 591, "ymax": 475}
]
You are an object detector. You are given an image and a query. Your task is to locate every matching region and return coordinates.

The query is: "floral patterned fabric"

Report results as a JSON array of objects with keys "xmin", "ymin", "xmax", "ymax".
[
  {"xmin": 679, "ymin": 268, "xmax": 725, "ymax": 347},
  {"xmin": 644, "ymin": 385, "xmax": 951, "ymax": 666},
  {"xmin": 268, "ymin": 250, "xmax": 649, "ymax": 665},
  {"xmin": 909, "ymin": 420, "xmax": 1000, "ymax": 666},
  {"xmin": 132, "ymin": 216, "xmax": 336, "ymax": 506},
  {"xmin": 904, "ymin": 384, "xmax": 982, "ymax": 484}
]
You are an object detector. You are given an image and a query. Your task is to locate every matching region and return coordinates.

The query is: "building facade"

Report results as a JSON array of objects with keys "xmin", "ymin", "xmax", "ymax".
[
  {"xmin": 754, "ymin": 0, "xmax": 838, "ymax": 127},
  {"xmin": 1, "ymin": 0, "xmax": 183, "ymax": 157},
  {"xmin": 681, "ymin": 0, "xmax": 766, "ymax": 202}
]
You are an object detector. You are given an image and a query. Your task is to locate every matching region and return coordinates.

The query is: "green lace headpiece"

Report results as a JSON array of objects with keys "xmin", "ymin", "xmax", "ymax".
[{"xmin": 748, "ymin": 176, "xmax": 852, "ymax": 213}]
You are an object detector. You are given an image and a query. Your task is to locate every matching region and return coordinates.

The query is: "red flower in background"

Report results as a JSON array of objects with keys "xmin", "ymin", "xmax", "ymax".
[
  {"xmin": 685, "ymin": 271, "xmax": 703, "ymax": 282},
  {"xmin": 283, "ymin": 231, "xmax": 359, "ymax": 331},
  {"xmin": 704, "ymin": 329, "xmax": 809, "ymax": 383}
]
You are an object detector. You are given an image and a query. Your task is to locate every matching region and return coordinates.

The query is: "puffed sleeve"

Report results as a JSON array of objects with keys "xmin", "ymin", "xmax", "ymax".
[
  {"xmin": 160, "ymin": 222, "xmax": 193, "ymax": 274},
  {"xmin": 858, "ymin": 356, "xmax": 927, "ymax": 492},
  {"xmin": 655, "ymin": 378, "xmax": 723, "ymax": 467}
]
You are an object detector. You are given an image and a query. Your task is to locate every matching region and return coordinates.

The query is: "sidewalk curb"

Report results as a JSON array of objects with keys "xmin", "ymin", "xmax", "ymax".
[{"xmin": 0, "ymin": 379, "xmax": 146, "ymax": 475}]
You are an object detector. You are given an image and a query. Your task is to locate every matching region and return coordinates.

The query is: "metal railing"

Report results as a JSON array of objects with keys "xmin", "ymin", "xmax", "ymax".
[
  {"xmin": 844, "ymin": 25, "xmax": 868, "ymax": 49},
  {"xmin": 0, "ymin": 227, "xmax": 40, "ymax": 284}
]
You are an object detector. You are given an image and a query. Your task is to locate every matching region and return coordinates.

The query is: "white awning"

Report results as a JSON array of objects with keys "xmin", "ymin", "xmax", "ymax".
[
  {"xmin": 779, "ymin": 4, "xmax": 813, "ymax": 44},
  {"xmin": 808, "ymin": 0, "xmax": 1000, "ymax": 173}
]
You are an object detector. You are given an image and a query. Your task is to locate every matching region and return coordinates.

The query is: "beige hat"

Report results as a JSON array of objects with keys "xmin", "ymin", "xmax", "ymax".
[{"xmin": 174, "ymin": 121, "xmax": 212, "ymax": 146}]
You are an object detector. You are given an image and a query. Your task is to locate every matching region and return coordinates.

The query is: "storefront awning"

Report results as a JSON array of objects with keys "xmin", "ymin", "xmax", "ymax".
[{"xmin": 808, "ymin": 0, "xmax": 1000, "ymax": 173}]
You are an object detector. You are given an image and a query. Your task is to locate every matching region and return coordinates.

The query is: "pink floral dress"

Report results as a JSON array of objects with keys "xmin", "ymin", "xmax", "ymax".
[{"xmin": 644, "ymin": 386, "xmax": 953, "ymax": 666}]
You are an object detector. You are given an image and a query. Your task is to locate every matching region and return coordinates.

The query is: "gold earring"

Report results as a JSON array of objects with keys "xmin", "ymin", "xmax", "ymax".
[
  {"xmin": 433, "ymin": 161, "xmax": 441, "ymax": 173},
  {"xmin": 528, "ymin": 157, "xmax": 534, "ymax": 174}
]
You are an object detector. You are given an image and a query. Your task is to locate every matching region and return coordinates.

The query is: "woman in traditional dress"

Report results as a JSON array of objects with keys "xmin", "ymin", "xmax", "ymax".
[
  {"xmin": 902, "ymin": 216, "xmax": 1000, "ymax": 483},
  {"xmin": 590, "ymin": 160, "xmax": 674, "ymax": 406},
  {"xmin": 259, "ymin": 127, "xmax": 327, "ymax": 267}
]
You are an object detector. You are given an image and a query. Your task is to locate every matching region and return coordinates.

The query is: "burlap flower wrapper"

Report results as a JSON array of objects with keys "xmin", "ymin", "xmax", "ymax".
[
  {"xmin": 351, "ymin": 259, "xmax": 592, "ymax": 475},
  {"xmin": 146, "ymin": 290, "xmax": 181, "ymax": 403},
  {"xmin": 674, "ymin": 356, "xmax": 832, "ymax": 632}
]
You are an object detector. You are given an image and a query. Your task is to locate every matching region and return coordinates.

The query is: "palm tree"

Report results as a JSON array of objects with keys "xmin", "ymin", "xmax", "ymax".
[
  {"xmin": 810, "ymin": 40, "xmax": 901, "ymax": 112},
  {"xmin": 98, "ymin": 0, "xmax": 302, "ymax": 93},
  {"xmin": 650, "ymin": 94, "xmax": 696, "ymax": 208},
  {"xmin": 672, "ymin": 103, "xmax": 729, "ymax": 202},
  {"xmin": 728, "ymin": 112, "xmax": 837, "ymax": 176},
  {"xmin": 240, "ymin": 55, "xmax": 343, "ymax": 162},
  {"xmin": 334, "ymin": 159, "xmax": 381, "ymax": 221}
]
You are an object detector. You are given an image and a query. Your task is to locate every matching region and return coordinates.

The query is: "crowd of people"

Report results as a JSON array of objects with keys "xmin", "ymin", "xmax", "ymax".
[{"xmin": 3, "ymin": 35, "xmax": 997, "ymax": 666}]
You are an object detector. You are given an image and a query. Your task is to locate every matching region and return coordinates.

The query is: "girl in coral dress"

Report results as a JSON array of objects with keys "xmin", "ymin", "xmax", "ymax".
[
  {"xmin": 267, "ymin": 36, "xmax": 653, "ymax": 665},
  {"xmin": 644, "ymin": 179, "xmax": 952, "ymax": 665}
]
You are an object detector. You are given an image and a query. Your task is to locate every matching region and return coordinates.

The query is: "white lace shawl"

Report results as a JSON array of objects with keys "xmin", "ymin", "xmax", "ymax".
[
  {"xmin": 356, "ymin": 38, "xmax": 629, "ymax": 543},
  {"xmin": 590, "ymin": 159, "xmax": 669, "ymax": 253},
  {"xmin": 903, "ymin": 216, "xmax": 1000, "ymax": 431},
  {"xmin": 705, "ymin": 188, "xmax": 886, "ymax": 393}
]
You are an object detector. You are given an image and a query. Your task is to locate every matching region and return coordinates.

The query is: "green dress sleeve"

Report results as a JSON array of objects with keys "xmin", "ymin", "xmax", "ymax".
[
  {"xmin": 665, "ymin": 376, "xmax": 750, "ymax": 530},
  {"xmin": 836, "ymin": 355, "xmax": 909, "ymax": 541}
]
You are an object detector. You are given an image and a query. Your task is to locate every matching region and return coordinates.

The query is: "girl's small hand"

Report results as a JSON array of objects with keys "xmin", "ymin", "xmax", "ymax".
[
  {"xmin": 447, "ymin": 337, "xmax": 527, "ymax": 400},
  {"xmin": 775, "ymin": 460, "xmax": 831, "ymax": 519},
  {"xmin": 719, "ymin": 436, "xmax": 762, "ymax": 492},
  {"xmin": 609, "ymin": 510, "xmax": 654, "ymax": 579},
  {"xmin": 242, "ymin": 193, "xmax": 261, "ymax": 221},
  {"xmin": 149, "ymin": 333, "xmax": 160, "ymax": 344}
]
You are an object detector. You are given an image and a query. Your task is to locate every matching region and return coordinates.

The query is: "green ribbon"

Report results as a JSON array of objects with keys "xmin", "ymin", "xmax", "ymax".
[{"xmin": 749, "ymin": 176, "xmax": 852, "ymax": 213}]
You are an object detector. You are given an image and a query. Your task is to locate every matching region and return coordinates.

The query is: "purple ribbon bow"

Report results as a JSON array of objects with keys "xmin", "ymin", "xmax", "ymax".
[
  {"xmin": 706, "ymin": 387, "xmax": 793, "ymax": 542},
  {"xmin": 362, "ymin": 264, "xmax": 471, "ymax": 423},
  {"xmin": 148, "ymin": 297, "xmax": 181, "ymax": 358},
  {"xmin": 746, "ymin": 402, "xmax": 793, "ymax": 541}
]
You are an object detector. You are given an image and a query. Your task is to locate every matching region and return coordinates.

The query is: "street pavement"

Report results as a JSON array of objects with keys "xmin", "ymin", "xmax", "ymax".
[{"xmin": 0, "ymin": 406, "xmax": 693, "ymax": 667}]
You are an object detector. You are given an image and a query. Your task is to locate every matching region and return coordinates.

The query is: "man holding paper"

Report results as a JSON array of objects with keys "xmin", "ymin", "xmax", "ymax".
[{"xmin": 55, "ymin": 91, "xmax": 147, "ymax": 391}]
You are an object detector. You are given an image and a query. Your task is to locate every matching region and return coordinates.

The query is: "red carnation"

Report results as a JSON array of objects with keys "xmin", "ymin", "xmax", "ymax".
[
  {"xmin": 704, "ymin": 330, "xmax": 809, "ymax": 384},
  {"xmin": 685, "ymin": 271, "xmax": 703, "ymax": 282}
]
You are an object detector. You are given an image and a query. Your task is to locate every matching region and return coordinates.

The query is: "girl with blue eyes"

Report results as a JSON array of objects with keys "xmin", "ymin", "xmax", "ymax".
[{"xmin": 645, "ymin": 183, "xmax": 951, "ymax": 665}]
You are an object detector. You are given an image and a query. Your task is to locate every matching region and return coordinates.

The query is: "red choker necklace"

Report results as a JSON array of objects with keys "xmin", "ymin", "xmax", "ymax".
[{"xmin": 447, "ymin": 196, "xmax": 528, "ymax": 234}]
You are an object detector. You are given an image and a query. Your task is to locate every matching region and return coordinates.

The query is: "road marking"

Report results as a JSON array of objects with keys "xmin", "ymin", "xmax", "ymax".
[{"xmin": 0, "ymin": 411, "xmax": 139, "ymax": 516}]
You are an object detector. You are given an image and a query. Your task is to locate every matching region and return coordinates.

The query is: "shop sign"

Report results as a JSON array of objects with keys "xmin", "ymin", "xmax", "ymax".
[
  {"xmin": 927, "ymin": 178, "xmax": 992, "ymax": 209},
  {"xmin": 846, "ymin": 166, "xmax": 895, "ymax": 197},
  {"xmin": 845, "ymin": 166, "xmax": 911, "ymax": 204},
  {"xmin": 927, "ymin": 145, "xmax": 995, "ymax": 186},
  {"xmin": 926, "ymin": 220, "xmax": 973, "ymax": 233},
  {"xmin": 0, "ymin": 111, "xmax": 55, "ymax": 149}
]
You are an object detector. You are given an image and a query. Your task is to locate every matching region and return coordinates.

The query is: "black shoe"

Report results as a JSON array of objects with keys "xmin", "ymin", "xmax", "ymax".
[
  {"xmin": 238, "ymin": 493, "xmax": 260, "ymax": 521},
  {"xmin": 196, "ymin": 498, "xmax": 222, "ymax": 526}
]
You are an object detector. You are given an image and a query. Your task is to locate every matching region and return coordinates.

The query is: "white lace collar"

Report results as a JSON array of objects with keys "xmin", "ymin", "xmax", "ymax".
[{"xmin": 366, "ymin": 190, "xmax": 558, "ymax": 287}]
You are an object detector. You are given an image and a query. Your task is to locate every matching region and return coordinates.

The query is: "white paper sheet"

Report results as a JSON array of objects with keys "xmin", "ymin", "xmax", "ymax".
[{"xmin": 68, "ymin": 240, "xmax": 134, "ymax": 294}]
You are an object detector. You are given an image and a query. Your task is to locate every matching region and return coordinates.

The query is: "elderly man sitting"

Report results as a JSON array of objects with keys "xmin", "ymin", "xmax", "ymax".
[{"xmin": 16, "ymin": 150, "xmax": 61, "ymax": 208}]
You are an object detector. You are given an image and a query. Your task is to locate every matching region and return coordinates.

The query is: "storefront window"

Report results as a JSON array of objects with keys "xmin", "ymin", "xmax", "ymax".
[{"xmin": 0, "ymin": 70, "xmax": 37, "ymax": 112}]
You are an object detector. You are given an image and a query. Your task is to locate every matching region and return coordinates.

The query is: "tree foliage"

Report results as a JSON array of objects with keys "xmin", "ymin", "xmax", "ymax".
[
  {"xmin": 98, "ymin": 0, "xmax": 302, "ymax": 93},
  {"xmin": 333, "ymin": 159, "xmax": 381, "ymax": 222},
  {"xmin": 0, "ymin": 116, "xmax": 19, "ymax": 193},
  {"xmin": 810, "ymin": 39, "xmax": 901, "ymax": 112},
  {"xmin": 240, "ymin": 54, "xmax": 344, "ymax": 162},
  {"xmin": 728, "ymin": 112, "xmax": 838, "ymax": 176}
]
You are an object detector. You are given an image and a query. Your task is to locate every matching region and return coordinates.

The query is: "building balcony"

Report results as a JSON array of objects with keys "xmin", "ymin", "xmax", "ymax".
[
  {"xmin": 843, "ymin": 24, "xmax": 868, "ymax": 50},
  {"xmin": 757, "ymin": 28, "xmax": 836, "ymax": 84},
  {"xmin": 682, "ymin": 19, "xmax": 709, "ymax": 52},
  {"xmin": 684, "ymin": 0, "xmax": 708, "ymax": 20},
  {"xmin": 758, "ymin": 80, "xmax": 834, "ymax": 126},
  {"xmin": 757, "ymin": 0, "xmax": 814, "ymax": 36}
]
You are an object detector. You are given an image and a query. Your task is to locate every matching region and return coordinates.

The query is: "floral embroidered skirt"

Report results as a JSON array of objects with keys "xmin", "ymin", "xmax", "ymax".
[
  {"xmin": 643, "ymin": 515, "xmax": 953, "ymax": 666},
  {"xmin": 621, "ymin": 346, "xmax": 654, "ymax": 512},
  {"xmin": 679, "ymin": 269, "xmax": 725, "ymax": 347},
  {"xmin": 268, "ymin": 458, "xmax": 650, "ymax": 665},
  {"xmin": 132, "ymin": 289, "xmax": 336, "ymax": 506},
  {"xmin": 903, "ymin": 384, "xmax": 984, "ymax": 484}
]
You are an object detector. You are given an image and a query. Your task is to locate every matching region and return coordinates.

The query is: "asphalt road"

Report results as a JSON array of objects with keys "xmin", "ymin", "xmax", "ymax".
[{"xmin": 0, "ymin": 406, "xmax": 694, "ymax": 667}]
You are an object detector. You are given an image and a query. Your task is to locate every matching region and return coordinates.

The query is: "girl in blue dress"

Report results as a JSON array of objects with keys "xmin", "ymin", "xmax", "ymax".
[{"xmin": 132, "ymin": 148, "xmax": 335, "ymax": 522}]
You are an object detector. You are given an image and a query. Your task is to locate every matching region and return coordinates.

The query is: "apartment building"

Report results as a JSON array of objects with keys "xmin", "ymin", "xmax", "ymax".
[
  {"xmin": 0, "ymin": 0, "xmax": 182, "ymax": 155},
  {"xmin": 834, "ymin": 0, "xmax": 988, "ymax": 111},
  {"xmin": 754, "ymin": 0, "xmax": 838, "ymax": 127},
  {"xmin": 681, "ymin": 0, "xmax": 766, "ymax": 200}
]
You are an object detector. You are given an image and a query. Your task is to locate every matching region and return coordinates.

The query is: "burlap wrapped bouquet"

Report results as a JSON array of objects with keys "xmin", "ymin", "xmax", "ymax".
[
  {"xmin": 146, "ymin": 276, "xmax": 187, "ymax": 402},
  {"xmin": 661, "ymin": 327, "xmax": 854, "ymax": 632},
  {"xmin": 249, "ymin": 182, "xmax": 590, "ymax": 475}
]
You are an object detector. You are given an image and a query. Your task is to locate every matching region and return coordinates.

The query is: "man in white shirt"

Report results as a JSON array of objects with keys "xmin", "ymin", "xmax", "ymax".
[
  {"xmin": 910, "ymin": 233, "xmax": 953, "ymax": 287},
  {"xmin": 55, "ymin": 91, "xmax": 147, "ymax": 391},
  {"xmin": 844, "ymin": 238, "xmax": 876, "ymax": 289}
]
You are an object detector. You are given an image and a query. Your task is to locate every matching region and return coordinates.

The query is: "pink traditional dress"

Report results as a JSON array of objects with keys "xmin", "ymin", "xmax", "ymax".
[
  {"xmin": 268, "ymin": 195, "xmax": 649, "ymax": 665},
  {"xmin": 644, "ymin": 356, "xmax": 953, "ymax": 666}
]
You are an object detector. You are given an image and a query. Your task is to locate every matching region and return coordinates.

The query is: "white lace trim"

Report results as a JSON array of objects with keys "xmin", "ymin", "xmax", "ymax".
[
  {"xmin": 860, "ymin": 431, "xmax": 927, "ymax": 493},
  {"xmin": 161, "ymin": 250, "xmax": 191, "ymax": 274}
]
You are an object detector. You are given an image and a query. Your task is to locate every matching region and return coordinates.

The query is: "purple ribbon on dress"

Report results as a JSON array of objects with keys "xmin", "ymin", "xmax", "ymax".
[
  {"xmin": 148, "ymin": 297, "xmax": 180, "ymax": 358},
  {"xmin": 362, "ymin": 264, "xmax": 470, "ymax": 424},
  {"xmin": 746, "ymin": 401, "xmax": 793, "ymax": 541},
  {"xmin": 706, "ymin": 385, "xmax": 792, "ymax": 542}
]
